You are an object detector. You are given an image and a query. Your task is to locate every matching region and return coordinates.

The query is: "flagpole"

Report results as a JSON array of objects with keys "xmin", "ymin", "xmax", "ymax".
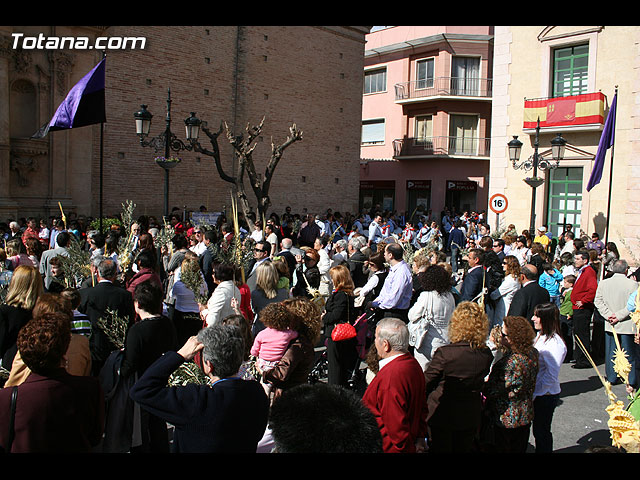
[
  {"xmin": 100, "ymin": 121, "xmax": 104, "ymax": 233},
  {"xmin": 99, "ymin": 52, "xmax": 106, "ymax": 233},
  {"xmin": 604, "ymin": 86, "xmax": 618, "ymax": 246}
]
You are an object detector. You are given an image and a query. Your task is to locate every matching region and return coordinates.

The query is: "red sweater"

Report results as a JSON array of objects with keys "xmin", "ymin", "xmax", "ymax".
[
  {"xmin": 571, "ymin": 264, "xmax": 598, "ymax": 309},
  {"xmin": 362, "ymin": 353, "xmax": 428, "ymax": 453}
]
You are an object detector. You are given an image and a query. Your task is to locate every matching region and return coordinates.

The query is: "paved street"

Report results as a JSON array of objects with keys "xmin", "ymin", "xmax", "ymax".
[{"xmin": 527, "ymin": 359, "xmax": 630, "ymax": 453}]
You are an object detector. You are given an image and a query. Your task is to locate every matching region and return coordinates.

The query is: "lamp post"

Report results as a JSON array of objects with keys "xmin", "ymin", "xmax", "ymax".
[
  {"xmin": 508, "ymin": 118, "xmax": 567, "ymax": 234},
  {"xmin": 134, "ymin": 88, "xmax": 201, "ymax": 219}
]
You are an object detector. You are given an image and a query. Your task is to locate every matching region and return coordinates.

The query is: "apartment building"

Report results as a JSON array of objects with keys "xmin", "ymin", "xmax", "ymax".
[
  {"xmin": 489, "ymin": 26, "xmax": 640, "ymax": 259},
  {"xmin": 360, "ymin": 26, "xmax": 494, "ymax": 220}
]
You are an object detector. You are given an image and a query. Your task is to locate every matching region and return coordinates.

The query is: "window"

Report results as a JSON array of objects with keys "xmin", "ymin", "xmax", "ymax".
[
  {"xmin": 415, "ymin": 115, "xmax": 433, "ymax": 149},
  {"xmin": 362, "ymin": 119, "xmax": 385, "ymax": 145},
  {"xmin": 364, "ymin": 68, "xmax": 386, "ymax": 94},
  {"xmin": 552, "ymin": 44, "xmax": 589, "ymax": 97},
  {"xmin": 451, "ymin": 57, "xmax": 480, "ymax": 95},
  {"xmin": 416, "ymin": 58, "xmax": 434, "ymax": 89},
  {"xmin": 449, "ymin": 115, "xmax": 478, "ymax": 155}
]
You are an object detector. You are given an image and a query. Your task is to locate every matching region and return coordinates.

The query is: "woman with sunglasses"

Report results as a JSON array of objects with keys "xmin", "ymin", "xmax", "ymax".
[
  {"xmin": 531, "ymin": 302, "xmax": 566, "ymax": 453},
  {"xmin": 483, "ymin": 315, "xmax": 538, "ymax": 453}
]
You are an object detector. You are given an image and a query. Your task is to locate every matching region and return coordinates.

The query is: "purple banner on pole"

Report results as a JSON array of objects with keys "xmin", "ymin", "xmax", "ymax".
[
  {"xmin": 586, "ymin": 93, "xmax": 617, "ymax": 192},
  {"xmin": 32, "ymin": 57, "xmax": 106, "ymax": 138}
]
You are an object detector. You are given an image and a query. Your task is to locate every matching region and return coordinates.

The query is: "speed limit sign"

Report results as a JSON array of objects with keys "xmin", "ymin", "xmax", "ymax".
[{"xmin": 490, "ymin": 193, "xmax": 508, "ymax": 214}]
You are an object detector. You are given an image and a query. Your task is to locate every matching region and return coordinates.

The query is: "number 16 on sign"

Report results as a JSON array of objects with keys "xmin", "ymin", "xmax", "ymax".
[{"xmin": 489, "ymin": 193, "xmax": 508, "ymax": 232}]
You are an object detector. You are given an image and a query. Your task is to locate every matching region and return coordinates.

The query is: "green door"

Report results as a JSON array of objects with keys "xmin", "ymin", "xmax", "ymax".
[{"xmin": 547, "ymin": 167, "xmax": 583, "ymax": 238}]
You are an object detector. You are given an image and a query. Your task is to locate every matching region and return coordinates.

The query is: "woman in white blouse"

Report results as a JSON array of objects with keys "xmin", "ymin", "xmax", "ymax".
[
  {"xmin": 200, "ymin": 263, "xmax": 241, "ymax": 327},
  {"xmin": 531, "ymin": 302, "xmax": 567, "ymax": 453},
  {"xmin": 489, "ymin": 255, "xmax": 521, "ymax": 328},
  {"xmin": 407, "ymin": 264, "xmax": 455, "ymax": 372},
  {"xmin": 171, "ymin": 255, "xmax": 208, "ymax": 345},
  {"xmin": 509, "ymin": 235, "xmax": 530, "ymax": 267}
]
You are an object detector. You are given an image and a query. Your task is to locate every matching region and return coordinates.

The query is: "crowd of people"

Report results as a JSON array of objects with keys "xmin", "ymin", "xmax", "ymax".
[{"xmin": 0, "ymin": 203, "xmax": 638, "ymax": 453}]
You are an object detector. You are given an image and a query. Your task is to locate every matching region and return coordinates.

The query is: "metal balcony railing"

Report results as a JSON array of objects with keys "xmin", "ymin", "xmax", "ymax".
[
  {"xmin": 392, "ymin": 136, "xmax": 491, "ymax": 158},
  {"xmin": 395, "ymin": 77, "xmax": 492, "ymax": 101}
]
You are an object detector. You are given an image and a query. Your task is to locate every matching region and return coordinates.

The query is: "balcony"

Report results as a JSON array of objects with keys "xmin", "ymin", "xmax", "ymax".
[
  {"xmin": 393, "ymin": 136, "xmax": 491, "ymax": 158},
  {"xmin": 395, "ymin": 77, "xmax": 492, "ymax": 103}
]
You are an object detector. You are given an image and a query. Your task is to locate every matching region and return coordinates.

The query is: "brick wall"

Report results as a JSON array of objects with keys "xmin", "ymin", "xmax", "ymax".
[{"xmin": 94, "ymin": 25, "xmax": 366, "ymax": 219}]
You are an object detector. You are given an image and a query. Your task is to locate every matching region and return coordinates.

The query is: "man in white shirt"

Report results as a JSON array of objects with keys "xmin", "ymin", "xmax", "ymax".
[
  {"xmin": 368, "ymin": 214, "xmax": 385, "ymax": 248},
  {"xmin": 265, "ymin": 223, "xmax": 279, "ymax": 258}
]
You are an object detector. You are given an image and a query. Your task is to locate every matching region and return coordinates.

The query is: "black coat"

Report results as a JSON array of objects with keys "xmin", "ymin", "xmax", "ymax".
[
  {"xmin": 292, "ymin": 265, "xmax": 320, "ymax": 299},
  {"xmin": 276, "ymin": 250, "xmax": 297, "ymax": 281},
  {"xmin": 78, "ymin": 281, "xmax": 135, "ymax": 374},
  {"xmin": 507, "ymin": 281, "xmax": 551, "ymax": 321},
  {"xmin": 347, "ymin": 250, "xmax": 368, "ymax": 288},
  {"xmin": 121, "ymin": 315, "xmax": 177, "ymax": 379},
  {"xmin": 322, "ymin": 290, "xmax": 355, "ymax": 336},
  {"xmin": 0, "ymin": 305, "xmax": 31, "ymax": 372}
]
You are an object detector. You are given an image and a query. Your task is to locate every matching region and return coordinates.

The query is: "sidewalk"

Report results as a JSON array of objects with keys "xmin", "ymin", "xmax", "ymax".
[{"xmin": 528, "ymin": 359, "xmax": 630, "ymax": 453}]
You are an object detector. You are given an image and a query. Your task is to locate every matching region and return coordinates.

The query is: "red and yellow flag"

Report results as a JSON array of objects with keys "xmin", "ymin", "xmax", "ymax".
[{"xmin": 524, "ymin": 92, "xmax": 605, "ymax": 129}]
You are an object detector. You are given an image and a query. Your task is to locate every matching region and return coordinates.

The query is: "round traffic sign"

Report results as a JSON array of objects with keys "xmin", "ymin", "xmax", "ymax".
[{"xmin": 490, "ymin": 193, "xmax": 508, "ymax": 214}]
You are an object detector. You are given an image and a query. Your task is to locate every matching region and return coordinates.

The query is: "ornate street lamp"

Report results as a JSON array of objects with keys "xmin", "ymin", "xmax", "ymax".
[
  {"xmin": 184, "ymin": 112, "xmax": 201, "ymax": 141},
  {"xmin": 508, "ymin": 118, "xmax": 567, "ymax": 233},
  {"xmin": 133, "ymin": 88, "xmax": 201, "ymax": 218}
]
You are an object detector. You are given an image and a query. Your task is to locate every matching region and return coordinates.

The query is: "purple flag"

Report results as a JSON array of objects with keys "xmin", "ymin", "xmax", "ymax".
[
  {"xmin": 586, "ymin": 93, "xmax": 617, "ymax": 191},
  {"xmin": 32, "ymin": 57, "xmax": 106, "ymax": 138}
]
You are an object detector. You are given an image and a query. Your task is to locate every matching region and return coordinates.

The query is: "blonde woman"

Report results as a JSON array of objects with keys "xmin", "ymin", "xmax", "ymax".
[
  {"xmin": 423, "ymin": 302, "xmax": 493, "ymax": 453},
  {"xmin": 0, "ymin": 265, "xmax": 44, "ymax": 371},
  {"xmin": 489, "ymin": 255, "xmax": 522, "ymax": 328},
  {"xmin": 250, "ymin": 261, "xmax": 289, "ymax": 335},
  {"xmin": 5, "ymin": 238, "xmax": 36, "ymax": 270}
]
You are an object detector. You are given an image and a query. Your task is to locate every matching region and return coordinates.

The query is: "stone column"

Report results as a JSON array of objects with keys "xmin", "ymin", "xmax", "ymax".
[{"xmin": 0, "ymin": 34, "xmax": 18, "ymax": 219}]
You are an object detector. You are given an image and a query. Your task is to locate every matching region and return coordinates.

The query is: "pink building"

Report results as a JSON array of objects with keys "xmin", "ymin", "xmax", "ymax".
[{"xmin": 360, "ymin": 26, "xmax": 493, "ymax": 221}]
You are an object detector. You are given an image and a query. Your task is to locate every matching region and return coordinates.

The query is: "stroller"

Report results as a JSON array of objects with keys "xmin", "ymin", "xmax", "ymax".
[{"xmin": 307, "ymin": 307, "xmax": 376, "ymax": 394}]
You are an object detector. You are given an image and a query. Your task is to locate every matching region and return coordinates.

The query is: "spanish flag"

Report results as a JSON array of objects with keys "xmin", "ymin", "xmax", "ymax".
[{"xmin": 524, "ymin": 92, "xmax": 605, "ymax": 129}]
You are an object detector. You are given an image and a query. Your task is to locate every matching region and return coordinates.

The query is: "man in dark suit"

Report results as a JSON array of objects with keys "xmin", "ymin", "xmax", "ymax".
[
  {"xmin": 459, "ymin": 248, "xmax": 486, "ymax": 303},
  {"xmin": 492, "ymin": 238, "xmax": 506, "ymax": 262},
  {"xmin": 200, "ymin": 230, "xmax": 217, "ymax": 296},
  {"xmin": 78, "ymin": 258, "xmax": 135, "ymax": 376},
  {"xmin": 507, "ymin": 264, "xmax": 550, "ymax": 321},
  {"xmin": 246, "ymin": 240, "xmax": 270, "ymax": 292},
  {"xmin": 275, "ymin": 237, "xmax": 297, "ymax": 282},
  {"xmin": 346, "ymin": 235, "xmax": 368, "ymax": 288}
]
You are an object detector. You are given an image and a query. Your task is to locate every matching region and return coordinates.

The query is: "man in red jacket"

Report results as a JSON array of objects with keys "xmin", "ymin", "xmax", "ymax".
[
  {"xmin": 571, "ymin": 250, "xmax": 598, "ymax": 369},
  {"xmin": 362, "ymin": 317, "xmax": 428, "ymax": 453}
]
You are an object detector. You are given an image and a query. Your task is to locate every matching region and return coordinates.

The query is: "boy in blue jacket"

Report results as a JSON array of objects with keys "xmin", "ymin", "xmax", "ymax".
[{"xmin": 538, "ymin": 262, "xmax": 564, "ymax": 307}]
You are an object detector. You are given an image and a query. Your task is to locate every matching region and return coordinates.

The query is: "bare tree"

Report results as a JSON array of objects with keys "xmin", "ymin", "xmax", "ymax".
[{"xmin": 193, "ymin": 117, "xmax": 302, "ymax": 225}]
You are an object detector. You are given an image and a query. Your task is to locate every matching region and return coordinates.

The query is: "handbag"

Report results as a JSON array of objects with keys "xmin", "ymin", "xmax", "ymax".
[
  {"xmin": 331, "ymin": 322, "xmax": 357, "ymax": 341},
  {"xmin": 330, "ymin": 292, "xmax": 356, "ymax": 342},
  {"xmin": 408, "ymin": 291, "xmax": 434, "ymax": 350}
]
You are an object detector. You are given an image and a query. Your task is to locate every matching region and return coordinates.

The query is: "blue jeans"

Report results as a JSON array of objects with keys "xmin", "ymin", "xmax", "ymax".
[{"xmin": 450, "ymin": 245, "xmax": 459, "ymax": 272}]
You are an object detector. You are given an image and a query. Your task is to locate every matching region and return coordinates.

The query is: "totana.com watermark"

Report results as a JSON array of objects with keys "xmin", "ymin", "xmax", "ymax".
[{"xmin": 11, "ymin": 33, "xmax": 146, "ymax": 50}]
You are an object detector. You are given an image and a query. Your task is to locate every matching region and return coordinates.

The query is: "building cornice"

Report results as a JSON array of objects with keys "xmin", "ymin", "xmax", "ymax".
[{"xmin": 365, "ymin": 33, "xmax": 493, "ymax": 57}]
